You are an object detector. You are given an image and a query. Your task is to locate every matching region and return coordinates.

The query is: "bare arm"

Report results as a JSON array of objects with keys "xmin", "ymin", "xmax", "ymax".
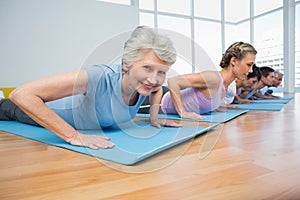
[
  {"xmin": 149, "ymin": 86, "xmax": 163, "ymax": 123},
  {"xmin": 221, "ymin": 103, "xmax": 240, "ymax": 109},
  {"xmin": 167, "ymin": 71, "xmax": 219, "ymax": 120},
  {"xmin": 233, "ymin": 95, "xmax": 254, "ymax": 104},
  {"xmin": 148, "ymin": 87, "xmax": 181, "ymax": 128},
  {"xmin": 253, "ymin": 91, "xmax": 278, "ymax": 99},
  {"xmin": 9, "ymin": 70, "xmax": 114, "ymax": 149}
]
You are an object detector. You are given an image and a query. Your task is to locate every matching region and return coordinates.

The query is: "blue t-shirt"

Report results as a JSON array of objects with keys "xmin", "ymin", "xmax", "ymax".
[{"xmin": 46, "ymin": 64, "xmax": 146, "ymax": 129}]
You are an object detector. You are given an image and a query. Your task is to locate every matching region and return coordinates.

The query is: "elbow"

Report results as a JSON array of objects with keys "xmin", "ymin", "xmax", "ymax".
[
  {"xmin": 8, "ymin": 87, "xmax": 25, "ymax": 104},
  {"xmin": 167, "ymin": 77, "xmax": 182, "ymax": 91},
  {"xmin": 167, "ymin": 77, "xmax": 176, "ymax": 87},
  {"xmin": 8, "ymin": 89, "xmax": 17, "ymax": 101}
]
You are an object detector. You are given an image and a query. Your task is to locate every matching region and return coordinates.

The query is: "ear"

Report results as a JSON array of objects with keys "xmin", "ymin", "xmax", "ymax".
[
  {"xmin": 230, "ymin": 56, "xmax": 237, "ymax": 67},
  {"xmin": 122, "ymin": 61, "xmax": 130, "ymax": 72}
]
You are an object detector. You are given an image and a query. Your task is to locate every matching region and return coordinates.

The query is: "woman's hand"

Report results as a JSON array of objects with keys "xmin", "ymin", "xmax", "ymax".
[
  {"xmin": 239, "ymin": 99, "xmax": 253, "ymax": 104},
  {"xmin": 214, "ymin": 107, "xmax": 227, "ymax": 112},
  {"xmin": 221, "ymin": 103, "xmax": 240, "ymax": 109},
  {"xmin": 150, "ymin": 118, "xmax": 182, "ymax": 128},
  {"xmin": 180, "ymin": 111, "xmax": 205, "ymax": 120},
  {"xmin": 233, "ymin": 98, "xmax": 253, "ymax": 104},
  {"xmin": 69, "ymin": 132, "xmax": 115, "ymax": 150}
]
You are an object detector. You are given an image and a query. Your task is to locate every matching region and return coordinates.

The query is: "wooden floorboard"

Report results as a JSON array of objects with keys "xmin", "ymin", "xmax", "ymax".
[{"xmin": 1, "ymin": 93, "xmax": 300, "ymax": 200}]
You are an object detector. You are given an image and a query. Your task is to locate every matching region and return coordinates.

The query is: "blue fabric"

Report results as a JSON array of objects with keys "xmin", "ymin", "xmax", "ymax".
[
  {"xmin": 0, "ymin": 121, "xmax": 218, "ymax": 165},
  {"xmin": 46, "ymin": 64, "xmax": 146, "ymax": 129},
  {"xmin": 231, "ymin": 97, "xmax": 293, "ymax": 110},
  {"xmin": 277, "ymin": 97, "xmax": 294, "ymax": 100},
  {"xmin": 136, "ymin": 109, "xmax": 248, "ymax": 123},
  {"xmin": 230, "ymin": 103, "xmax": 285, "ymax": 110},
  {"xmin": 252, "ymin": 99, "xmax": 291, "ymax": 104}
]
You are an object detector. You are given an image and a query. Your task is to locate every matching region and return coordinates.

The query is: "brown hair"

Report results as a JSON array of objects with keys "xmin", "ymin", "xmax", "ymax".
[{"xmin": 219, "ymin": 41, "xmax": 257, "ymax": 68}]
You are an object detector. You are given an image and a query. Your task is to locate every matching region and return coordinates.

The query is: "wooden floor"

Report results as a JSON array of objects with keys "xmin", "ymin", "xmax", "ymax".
[{"xmin": 1, "ymin": 93, "xmax": 300, "ymax": 200}]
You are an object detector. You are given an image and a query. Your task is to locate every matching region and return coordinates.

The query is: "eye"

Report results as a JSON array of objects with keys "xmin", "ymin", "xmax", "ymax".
[
  {"xmin": 158, "ymin": 71, "xmax": 166, "ymax": 75},
  {"xmin": 143, "ymin": 65, "xmax": 151, "ymax": 71}
]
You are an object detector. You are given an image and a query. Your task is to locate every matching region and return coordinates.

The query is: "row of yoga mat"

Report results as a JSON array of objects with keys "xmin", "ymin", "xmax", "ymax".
[{"xmin": 0, "ymin": 97, "xmax": 293, "ymax": 165}]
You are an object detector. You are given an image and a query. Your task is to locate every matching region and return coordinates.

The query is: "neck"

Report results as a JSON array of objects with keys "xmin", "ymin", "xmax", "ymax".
[
  {"xmin": 220, "ymin": 69, "xmax": 235, "ymax": 89},
  {"xmin": 122, "ymin": 91, "xmax": 138, "ymax": 106},
  {"xmin": 258, "ymin": 80, "xmax": 265, "ymax": 89},
  {"xmin": 235, "ymin": 79, "xmax": 243, "ymax": 87},
  {"xmin": 121, "ymin": 76, "xmax": 138, "ymax": 106}
]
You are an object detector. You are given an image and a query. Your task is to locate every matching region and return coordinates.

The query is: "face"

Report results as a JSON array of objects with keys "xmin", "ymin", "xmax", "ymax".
[
  {"xmin": 262, "ymin": 72, "xmax": 275, "ymax": 87},
  {"xmin": 122, "ymin": 49, "xmax": 170, "ymax": 96},
  {"xmin": 273, "ymin": 74, "xmax": 283, "ymax": 87},
  {"xmin": 232, "ymin": 53, "xmax": 256, "ymax": 81},
  {"xmin": 242, "ymin": 77, "xmax": 259, "ymax": 90}
]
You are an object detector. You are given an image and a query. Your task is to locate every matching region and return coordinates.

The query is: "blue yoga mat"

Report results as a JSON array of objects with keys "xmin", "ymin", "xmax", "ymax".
[
  {"xmin": 253, "ymin": 99, "xmax": 288, "ymax": 104},
  {"xmin": 276, "ymin": 97, "xmax": 294, "ymax": 100},
  {"xmin": 0, "ymin": 121, "xmax": 218, "ymax": 165},
  {"xmin": 136, "ymin": 109, "xmax": 248, "ymax": 123},
  {"xmin": 230, "ymin": 103, "xmax": 285, "ymax": 111},
  {"xmin": 252, "ymin": 97, "xmax": 293, "ymax": 104}
]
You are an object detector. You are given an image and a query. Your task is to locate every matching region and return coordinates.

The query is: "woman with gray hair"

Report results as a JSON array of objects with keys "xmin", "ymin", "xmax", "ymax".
[{"xmin": 0, "ymin": 26, "xmax": 178, "ymax": 149}]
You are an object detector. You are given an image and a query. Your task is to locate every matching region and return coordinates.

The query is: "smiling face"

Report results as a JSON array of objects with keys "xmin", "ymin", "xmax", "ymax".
[
  {"xmin": 122, "ymin": 49, "xmax": 170, "ymax": 97},
  {"xmin": 233, "ymin": 53, "xmax": 256, "ymax": 81}
]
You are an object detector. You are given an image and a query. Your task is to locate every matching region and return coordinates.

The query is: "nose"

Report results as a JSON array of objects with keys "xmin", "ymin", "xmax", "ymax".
[
  {"xmin": 147, "ymin": 72, "xmax": 158, "ymax": 85},
  {"xmin": 248, "ymin": 65, "xmax": 253, "ymax": 73}
]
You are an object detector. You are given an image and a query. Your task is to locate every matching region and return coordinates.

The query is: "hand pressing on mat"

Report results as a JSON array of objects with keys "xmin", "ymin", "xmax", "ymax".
[
  {"xmin": 179, "ymin": 111, "xmax": 205, "ymax": 120},
  {"xmin": 220, "ymin": 103, "xmax": 240, "ymax": 109},
  {"xmin": 0, "ymin": 26, "xmax": 177, "ymax": 150},
  {"xmin": 69, "ymin": 132, "xmax": 114, "ymax": 150},
  {"xmin": 150, "ymin": 118, "xmax": 182, "ymax": 128}
]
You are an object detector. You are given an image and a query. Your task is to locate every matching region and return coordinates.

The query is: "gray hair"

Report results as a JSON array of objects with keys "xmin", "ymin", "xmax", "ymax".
[
  {"xmin": 274, "ymin": 70, "xmax": 284, "ymax": 77},
  {"xmin": 122, "ymin": 26, "xmax": 177, "ymax": 66}
]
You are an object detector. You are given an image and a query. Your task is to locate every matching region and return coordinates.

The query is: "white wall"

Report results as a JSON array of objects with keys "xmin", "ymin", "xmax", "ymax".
[{"xmin": 0, "ymin": 0, "xmax": 138, "ymax": 87}]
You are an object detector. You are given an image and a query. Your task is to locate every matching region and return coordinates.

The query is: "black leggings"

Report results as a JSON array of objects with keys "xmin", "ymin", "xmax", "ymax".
[{"xmin": 0, "ymin": 98, "xmax": 40, "ymax": 126}]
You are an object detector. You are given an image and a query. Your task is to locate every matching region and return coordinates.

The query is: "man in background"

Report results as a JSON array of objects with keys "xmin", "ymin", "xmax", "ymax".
[{"xmin": 265, "ymin": 70, "xmax": 284, "ymax": 96}]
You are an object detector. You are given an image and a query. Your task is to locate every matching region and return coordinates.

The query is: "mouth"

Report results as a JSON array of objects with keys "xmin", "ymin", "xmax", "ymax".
[
  {"xmin": 241, "ymin": 74, "xmax": 248, "ymax": 80},
  {"xmin": 141, "ymin": 83, "xmax": 154, "ymax": 92}
]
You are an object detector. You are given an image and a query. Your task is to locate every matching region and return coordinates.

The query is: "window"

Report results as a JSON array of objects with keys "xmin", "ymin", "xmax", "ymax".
[
  {"xmin": 295, "ymin": 3, "xmax": 300, "ymax": 87},
  {"xmin": 139, "ymin": 12, "xmax": 154, "ymax": 27},
  {"xmin": 225, "ymin": 21, "xmax": 250, "ymax": 49},
  {"xmin": 194, "ymin": 0, "xmax": 221, "ymax": 20},
  {"xmin": 254, "ymin": 0, "xmax": 282, "ymax": 16},
  {"xmin": 139, "ymin": 0, "xmax": 153, "ymax": 10},
  {"xmin": 157, "ymin": 15, "xmax": 193, "ymax": 74},
  {"xmin": 157, "ymin": 15, "xmax": 190, "ymax": 39},
  {"xmin": 139, "ymin": 0, "xmax": 298, "ymax": 90},
  {"xmin": 96, "ymin": 0, "xmax": 131, "ymax": 6},
  {"xmin": 157, "ymin": 0, "xmax": 190, "ymax": 15},
  {"xmin": 194, "ymin": 20, "xmax": 222, "ymax": 70},
  {"xmin": 254, "ymin": 10, "xmax": 283, "ymax": 71},
  {"xmin": 225, "ymin": 0, "xmax": 249, "ymax": 23}
]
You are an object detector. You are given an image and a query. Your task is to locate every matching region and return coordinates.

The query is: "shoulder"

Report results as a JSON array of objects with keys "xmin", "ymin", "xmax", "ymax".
[
  {"xmin": 86, "ymin": 64, "xmax": 122, "ymax": 74},
  {"xmin": 85, "ymin": 64, "xmax": 122, "ymax": 80},
  {"xmin": 200, "ymin": 71, "xmax": 221, "ymax": 85},
  {"xmin": 177, "ymin": 70, "xmax": 219, "ymax": 82},
  {"xmin": 84, "ymin": 64, "xmax": 122, "ymax": 92},
  {"xmin": 201, "ymin": 71, "xmax": 220, "ymax": 78}
]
